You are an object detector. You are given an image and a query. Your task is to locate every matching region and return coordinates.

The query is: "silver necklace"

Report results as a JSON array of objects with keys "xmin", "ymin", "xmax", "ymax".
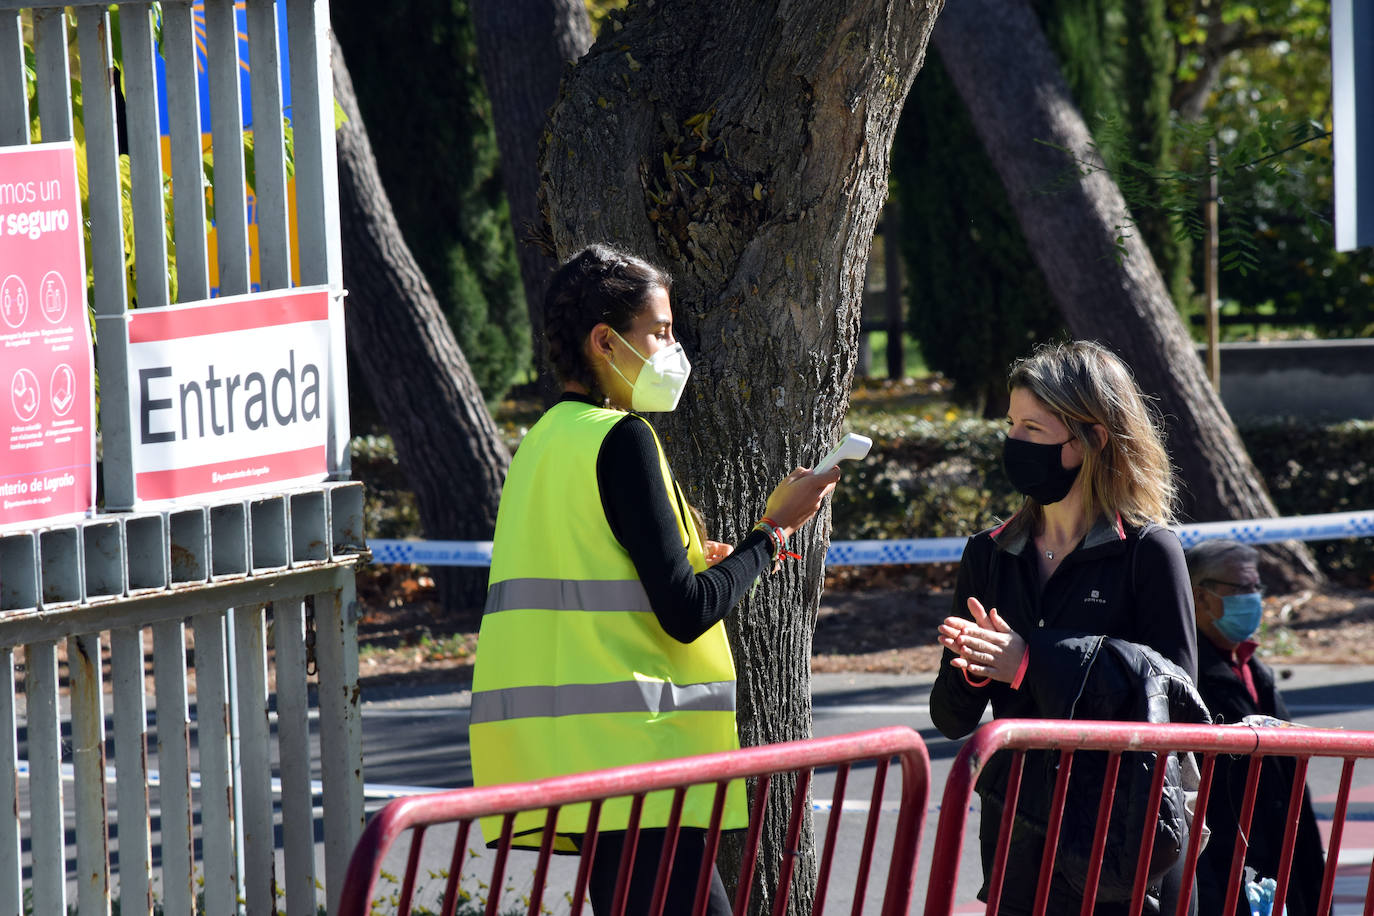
[{"xmin": 1040, "ymin": 533, "xmax": 1080, "ymax": 560}]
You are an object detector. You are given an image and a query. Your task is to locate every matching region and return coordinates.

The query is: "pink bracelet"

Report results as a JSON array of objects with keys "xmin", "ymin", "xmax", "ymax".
[
  {"xmin": 1010, "ymin": 650, "xmax": 1030, "ymax": 690},
  {"xmin": 959, "ymin": 666, "xmax": 991, "ymax": 688}
]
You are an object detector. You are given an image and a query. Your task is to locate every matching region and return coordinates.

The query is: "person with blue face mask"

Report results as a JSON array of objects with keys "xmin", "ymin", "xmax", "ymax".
[{"xmin": 1185, "ymin": 539, "xmax": 1329, "ymax": 916}]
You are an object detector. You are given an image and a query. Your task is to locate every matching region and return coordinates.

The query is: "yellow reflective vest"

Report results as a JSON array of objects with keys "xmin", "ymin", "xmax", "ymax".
[{"xmin": 470, "ymin": 400, "xmax": 747, "ymax": 850}]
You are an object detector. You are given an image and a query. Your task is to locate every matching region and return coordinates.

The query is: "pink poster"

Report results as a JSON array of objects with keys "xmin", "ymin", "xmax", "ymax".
[{"xmin": 0, "ymin": 141, "xmax": 96, "ymax": 530}]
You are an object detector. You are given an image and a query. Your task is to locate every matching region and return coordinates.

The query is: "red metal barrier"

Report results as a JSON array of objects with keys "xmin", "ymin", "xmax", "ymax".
[
  {"xmin": 338, "ymin": 726, "xmax": 930, "ymax": 916},
  {"xmin": 922, "ymin": 719, "xmax": 1374, "ymax": 916}
]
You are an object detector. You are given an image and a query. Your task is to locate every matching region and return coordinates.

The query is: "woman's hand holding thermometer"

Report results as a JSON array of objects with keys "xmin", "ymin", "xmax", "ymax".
[
  {"xmin": 813, "ymin": 433, "xmax": 872, "ymax": 474},
  {"xmin": 755, "ymin": 436, "xmax": 857, "ymax": 568}
]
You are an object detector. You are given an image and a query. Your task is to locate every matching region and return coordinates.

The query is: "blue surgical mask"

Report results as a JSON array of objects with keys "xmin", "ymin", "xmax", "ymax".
[{"xmin": 1213, "ymin": 592, "xmax": 1263, "ymax": 644}]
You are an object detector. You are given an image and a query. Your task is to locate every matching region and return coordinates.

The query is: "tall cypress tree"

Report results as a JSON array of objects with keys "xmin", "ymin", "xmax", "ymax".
[
  {"xmin": 891, "ymin": 0, "xmax": 1190, "ymax": 406},
  {"xmin": 1035, "ymin": 0, "xmax": 1123, "ymax": 132},
  {"xmin": 333, "ymin": 0, "xmax": 529, "ymax": 404},
  {"xmin": 1122, "ymin": 0, "xmax": 1191, "ymax": 305},
  {"xmin": 893, "ymin": 52, "xmax": 1062, "ymax": 417},
  {"xmin": 1036, "ymin": 0, "xmax": 1192, "ymax": 306}
]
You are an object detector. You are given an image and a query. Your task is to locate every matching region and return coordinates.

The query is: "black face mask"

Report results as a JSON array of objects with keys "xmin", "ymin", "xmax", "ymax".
[{"xmin": 1002, "ymin": 436, "xmax": 1082, "ymax": 505}]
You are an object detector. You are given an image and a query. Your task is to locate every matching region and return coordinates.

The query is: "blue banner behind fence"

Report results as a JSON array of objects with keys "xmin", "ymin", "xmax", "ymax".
[{"xmin": 366, "ymin": 510, "xmax": 1374, "ymax": 568}]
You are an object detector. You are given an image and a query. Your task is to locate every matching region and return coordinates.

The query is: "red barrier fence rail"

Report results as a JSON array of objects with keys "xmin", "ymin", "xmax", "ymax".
[
  {"xmin": 338, "ymin": 726, "xmax": 930, "ymax": 916},
  {"xmin": 923, "ymin": 719, "xmax": 1374, "ymax": 916}
]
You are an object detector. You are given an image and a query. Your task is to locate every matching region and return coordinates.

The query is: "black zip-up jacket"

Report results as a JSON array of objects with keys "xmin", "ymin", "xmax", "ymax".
[
  {"xmin": 931, "ymin": 514, "xmax": 1197, "ymax": 741},
  {"xmin": 1194, "ymin": 639, "xmax": 1329, "ymax": 916},
  {"xmin": 930, "ymin": 513, "xmax": 1199, "ymax": 914}
]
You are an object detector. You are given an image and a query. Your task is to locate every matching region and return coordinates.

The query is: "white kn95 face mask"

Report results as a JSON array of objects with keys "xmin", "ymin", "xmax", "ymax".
[{"xmin": 607, "ymin": 328, "xmax": 692, "ymax": 412}]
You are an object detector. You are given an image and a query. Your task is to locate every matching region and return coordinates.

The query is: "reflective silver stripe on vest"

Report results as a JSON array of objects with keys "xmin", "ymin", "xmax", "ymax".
[
  {"xmin": 469, "ymin": 679, "xmax": 736, "ymax": 725},
  {"xmin": 484, "ymin": 578, "xmax": 653, "ymax": 615}
]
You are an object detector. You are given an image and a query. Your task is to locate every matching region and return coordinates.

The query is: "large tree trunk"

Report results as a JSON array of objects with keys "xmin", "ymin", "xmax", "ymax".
[
  {"xmin": 933, "ymin": 0, "xmax": 1320, "ymax": 589},
  {"xmin": 333, "ymin": 35, "xmax": 510, "ymax": 618},
  {"xmin": 540, "ymin": 3, "xmax": 940, "ymax": 911},
  {"xmin": 470, "ymin": 0, "xmax": 592, "ymax": 394}
]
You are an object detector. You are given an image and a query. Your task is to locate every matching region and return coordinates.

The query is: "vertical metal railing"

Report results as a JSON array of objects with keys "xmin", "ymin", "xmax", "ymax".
[
  {"xmin": 110, "ymin": 627, "xmax": 155, "ymax": 915},
  {"xmin": 0, "ymin": 483, "xmax": 366, "ymax": 914},
  {"xmin": 1, "ymin": 3, "xmax": 359, "ymax": 915},
  {"xmin": 0, "ymin": 0, "xmax": 346, "ymax": 505}
]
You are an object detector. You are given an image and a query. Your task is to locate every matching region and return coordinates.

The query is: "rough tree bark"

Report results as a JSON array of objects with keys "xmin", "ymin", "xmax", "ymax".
[
  {"xmin": 933, "ymin": 0, "xmax": 1320, "ymax": 589},
  {"xmin": 540, "ymin": 3, "xmax": 941, "ymax": 911},
  {"xmin": 333, "ymin": 35, "xmax": 511, "ymax": 617},
  {"xmin": 470, "ymin": 0, "xmax": 593, "ymax": 390}
]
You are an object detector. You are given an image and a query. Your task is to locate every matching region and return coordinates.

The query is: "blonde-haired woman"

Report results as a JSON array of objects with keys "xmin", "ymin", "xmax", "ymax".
[{"xmin": 930, "ymin": 339, "xmax": 1198, "ymax": 915}]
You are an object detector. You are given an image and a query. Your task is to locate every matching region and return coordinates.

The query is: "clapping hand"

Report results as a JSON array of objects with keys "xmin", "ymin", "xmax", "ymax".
[{"xmin": 937, "ymin": 596, "xmax": 1027, "ymax": 683}]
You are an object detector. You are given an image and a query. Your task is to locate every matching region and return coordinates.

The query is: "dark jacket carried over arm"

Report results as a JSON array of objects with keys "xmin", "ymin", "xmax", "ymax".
[
  {"xmin": 975, "ymin": 637, "xmax": 1211, "ymax": 911},
  {"xmin": 930, "ymin": 519, "xmax": 1197, "ymax": 742}
]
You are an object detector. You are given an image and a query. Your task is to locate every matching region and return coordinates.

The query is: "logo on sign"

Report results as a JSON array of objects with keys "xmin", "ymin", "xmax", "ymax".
[
  {"xmin": 1, "ymin": 274, "xmax": 26, "ymax": 328},
  {"xmin": 10, "ymin": 368, "xmax": 39, "ymax": 422},
  {"xmin": 49, "ymin": 364, "xmax": 75, "ymax": 416},
  {"xmin": 38, "ymin": 270, "xmax": 66, "ymax": 323}
]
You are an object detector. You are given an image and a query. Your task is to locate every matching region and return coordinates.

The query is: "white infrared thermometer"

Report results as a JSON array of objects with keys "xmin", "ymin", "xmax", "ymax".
[{"xmin": 813, "ymin": 433, "xmax": 872, "ymax": 474}]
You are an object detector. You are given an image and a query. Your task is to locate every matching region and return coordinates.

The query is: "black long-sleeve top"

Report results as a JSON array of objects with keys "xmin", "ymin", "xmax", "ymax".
[
  {"xmin": 930, "ymin": 513, "xmax": 1197, "ymax": 741},
  {"xmin": 568, "ymin": 394, "xmax": 772, "ymax": 643}
]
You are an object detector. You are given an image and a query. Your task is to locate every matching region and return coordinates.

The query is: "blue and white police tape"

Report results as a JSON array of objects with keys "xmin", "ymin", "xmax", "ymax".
[{"xmin": 367, "ymin": 508, "xmax": 1374, "ymax": 568}]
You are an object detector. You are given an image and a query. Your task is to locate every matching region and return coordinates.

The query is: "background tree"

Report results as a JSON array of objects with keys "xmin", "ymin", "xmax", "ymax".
[
  {"xmin": 332, "ymin": 35, "xmax": 510, "ymax": 617},
  {"xmin": 891, "ymin": 54, "xmax": 1063, "ymax": 418},
  {"xmin": 470, "ymin": 0, "xmax": 593, "ymax": 392},
  {"xmin": 333, "ymin": 0, "xmax": 529, "ymax": 402},
  {"xmin": 932, "ymin": 0, "xmax": 1319, "ymax": 587},
  {"xmin": 1166, "ymin": 0, "xmax": 1325, "ymax": 119},
  {"xmin": 1120, "ymin": 0, "xmax": 1192, "ymax": 302},
  {"xmin": 540, "ymin": 3, "xmax": 939, "ymax": 911},
  {"xmin": 1166, "ymin": 0, "xmax": 1372, "ymax": 337},
  {"xmin": 1030, "ymin": 0, "xmax": 1190, "ymax": 302},
  {"xmin": 892, "ymin": 0, "xmax": 1188, "ymax": 405}
]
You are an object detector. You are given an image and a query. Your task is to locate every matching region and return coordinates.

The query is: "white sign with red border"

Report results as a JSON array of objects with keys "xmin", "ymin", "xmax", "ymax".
[
  {"xmin": 124, "ymin": 287, "xmax": 341, "ymax": 505},
  {"xmin": 0, "ymin": 141, "xmax": 97, "ymax": 531}
]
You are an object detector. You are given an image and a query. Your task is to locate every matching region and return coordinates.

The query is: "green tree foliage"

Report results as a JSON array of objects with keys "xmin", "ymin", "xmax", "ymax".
[
  {"xmin": 1123, "ymin": 0, "xmax": 1193, "ymax": 303},
  {"xmin": 1073, "ymin": 0, "xmax": 1372, "ymax": 337},
  {"xmin": 1035, "ymin": 0, "xmax": 1123, "ymax": 131},
  {"xmin": 1169, "ymin": 0, "xmax": 1374, "ymax": 337},
  {"xmin": 332, "ymin": 0, "xmax": 528, "ymax": 402},
  {"xmin": 892, "ymin": 53, "xmax": 1063, "ymax": 416},
  {"xmin": 1034, "ymin": 0, "xmax": 1193, "ymax": 304},
  {"xmin": 892, "ymin": 0, "xmax": 1197, "ymax": 406}
]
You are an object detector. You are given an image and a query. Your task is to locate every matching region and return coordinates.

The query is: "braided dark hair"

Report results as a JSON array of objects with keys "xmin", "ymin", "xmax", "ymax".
[{"xmin": 544, "ymin": 244, "xmax": 673, "ymax": 391}]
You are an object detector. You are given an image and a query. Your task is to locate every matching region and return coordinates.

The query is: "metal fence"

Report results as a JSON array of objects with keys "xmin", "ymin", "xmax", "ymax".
[
  {"xmin": 1, "ymin": 1, "xmax": 358, "ymax": 914},
  {"xmin": 1, "ymin": 482, "xmax": 366, "ymax": 915},
  {"xmin": 923, "ymin": 718, "xmax": 1374, "ymax": 916},
  {"xmin": 337, "ymin": 726, "xmax": 931, "ymax": 916}
]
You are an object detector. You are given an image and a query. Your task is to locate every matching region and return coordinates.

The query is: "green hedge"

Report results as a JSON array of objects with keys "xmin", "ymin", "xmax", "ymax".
[{"xmin": 829, "ymin": 415, "xmax": 1018, "ymax": 541}]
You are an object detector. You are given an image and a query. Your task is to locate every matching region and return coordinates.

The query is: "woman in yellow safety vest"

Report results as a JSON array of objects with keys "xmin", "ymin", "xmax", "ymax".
[{"xmin": 470, "ymin": 243, "xmax": 840, "ymax": 916}]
